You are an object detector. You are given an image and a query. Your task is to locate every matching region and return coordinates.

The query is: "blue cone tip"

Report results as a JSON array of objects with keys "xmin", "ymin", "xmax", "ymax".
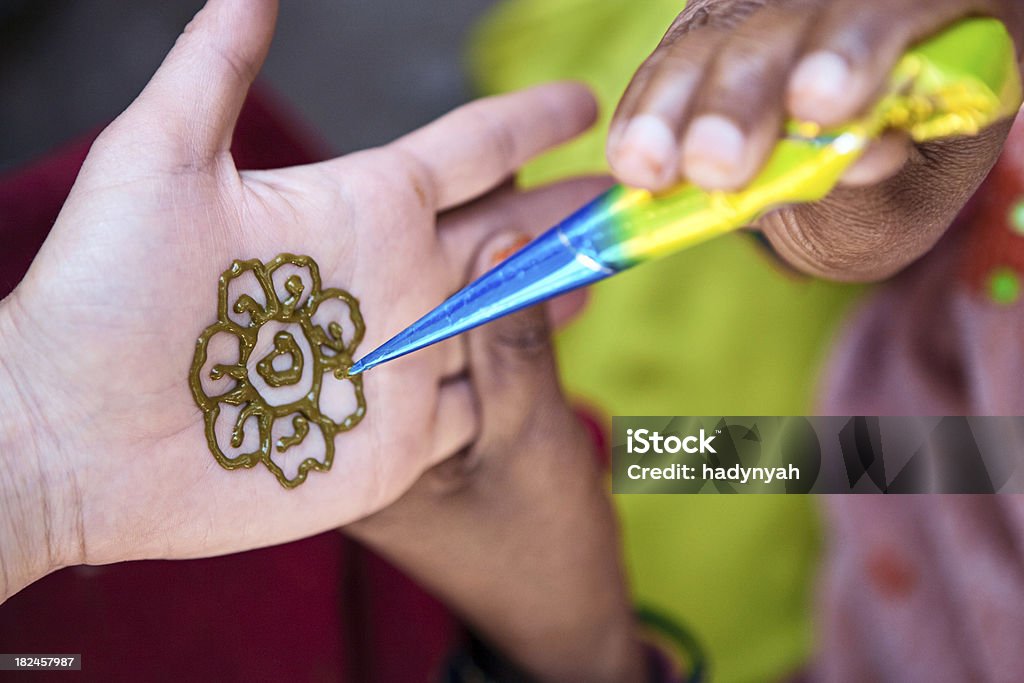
[
  {"xmin": 346, "ymin": 358, "xmax": 369, "ymax": 376},
  {"xmin": 345, "ymin": 226, "xmax": 614, "ymax": 374},
  {"xmin": 347, "ymin": 350, "xmax": 385, "ymax": 376}
]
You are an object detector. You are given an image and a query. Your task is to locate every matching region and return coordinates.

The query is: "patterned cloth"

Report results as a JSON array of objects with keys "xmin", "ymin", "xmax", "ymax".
[{"xmin": 817, "ymin": 112, "xmax": 1024, "ymax": 682}]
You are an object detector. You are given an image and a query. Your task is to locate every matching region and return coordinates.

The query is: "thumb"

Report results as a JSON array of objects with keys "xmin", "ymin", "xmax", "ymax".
[
  {"xmin": 467, "ymin": 233, "xmax": 563, "ymax": 444},
  {"xmin": 111, "ymin": 0, "xmax": 278, "ymax": 166}
]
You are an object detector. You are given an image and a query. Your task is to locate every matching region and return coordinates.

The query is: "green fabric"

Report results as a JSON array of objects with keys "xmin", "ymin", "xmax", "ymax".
[{"xmin": 467, "ymin": 1, "xmax": 865, "ymax": 680}]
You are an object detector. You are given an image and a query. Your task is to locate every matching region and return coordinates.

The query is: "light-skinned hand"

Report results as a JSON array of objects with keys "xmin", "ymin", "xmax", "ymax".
[{"xmin": 0, "ymin": 0, "xmax": 600, "ymax": 602}]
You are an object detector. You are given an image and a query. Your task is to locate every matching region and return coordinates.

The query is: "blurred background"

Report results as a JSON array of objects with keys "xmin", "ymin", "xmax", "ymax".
[{"xmin": 0, "ymin": 0, "xmax": 493, "ymax": 170}]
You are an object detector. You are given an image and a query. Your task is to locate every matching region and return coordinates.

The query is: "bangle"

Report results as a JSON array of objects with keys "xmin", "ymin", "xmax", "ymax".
[
  {"xmin": 636, "ymin": 605, "xmax": 708, "ymax": 683},
  {"xmin": 441, "ymin": 633, "xmax": 534, "ymax": 683},
  {"xmin": 441, "ymin": 609, "xmax": 707, "ymax": 683}
]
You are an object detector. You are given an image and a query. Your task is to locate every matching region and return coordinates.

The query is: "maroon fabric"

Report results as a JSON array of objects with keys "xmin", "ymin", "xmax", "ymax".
[
  {"xmin": 0, "ymin": 135, "xmax": 88, "ymax": 296},
  {"xmin": 0, "ymin": 85, "xmax": 457, "ymax": 682}
]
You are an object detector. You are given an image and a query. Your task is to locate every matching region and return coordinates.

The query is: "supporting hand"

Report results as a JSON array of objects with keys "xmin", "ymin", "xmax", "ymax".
[{"xmin": 348, "ymin": 233, "xmax": 643, "ymax": 683}]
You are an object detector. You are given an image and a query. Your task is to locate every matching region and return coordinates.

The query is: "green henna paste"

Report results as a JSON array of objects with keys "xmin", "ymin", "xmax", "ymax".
[
  {"xmin": 189, "ymin": 254, "xmax": 367, "ymax": 489},
  {"xmin": 257, "ymin": 331, "xmax": 304, "ymax": 387}
]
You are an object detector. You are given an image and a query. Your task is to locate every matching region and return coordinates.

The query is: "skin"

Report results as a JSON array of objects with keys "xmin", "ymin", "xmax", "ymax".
[
  {"xmin": 607, "ymin": 0, "xmax": 1024, "ymax": 281},
  {"xmin": 348, "ymin": 235, "xmax": 644, "ymax": 682},
  {"xmin": 0, "ymin": 0, "xmax": 604, "ymax": 602}
]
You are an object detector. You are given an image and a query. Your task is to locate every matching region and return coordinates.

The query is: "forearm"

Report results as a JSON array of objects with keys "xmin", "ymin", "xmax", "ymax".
[
  {"xmin": 347, "ymin": 418, "xmax": 644, "ymax": 682},
  {"xmin": 0, "ymin": 297, "xmax": 81, "ymax": 603}
]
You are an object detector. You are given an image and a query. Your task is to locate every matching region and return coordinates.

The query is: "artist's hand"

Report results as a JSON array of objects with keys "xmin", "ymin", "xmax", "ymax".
[
  {"xmin": 348, "ymin": 236, "xmax": 643, "ymax": 683},
  {"xmin": 607, "ymin": 0, "xmax": 1023, "ymax": 281},
  {"xmin": 0, "ymin": 0, "xmax": 600, "ymax": 601}
]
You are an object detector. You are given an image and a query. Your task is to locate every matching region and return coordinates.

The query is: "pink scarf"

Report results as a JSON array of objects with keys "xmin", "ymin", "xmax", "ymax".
[{"xmin": 817, "ymin": 113, "xmax": 1024, "ymax": 681}]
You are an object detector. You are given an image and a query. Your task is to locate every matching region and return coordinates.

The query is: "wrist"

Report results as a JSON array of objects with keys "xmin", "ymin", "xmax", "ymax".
[
  {"xmin": 454, "ymin": 419, "xmax": 647, "ymax": 681},
  {"xmin": 0, "ymin": 294, "xmax": 83, "ymax": 603}
]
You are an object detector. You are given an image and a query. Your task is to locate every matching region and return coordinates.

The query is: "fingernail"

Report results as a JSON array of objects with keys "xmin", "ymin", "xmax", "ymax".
[
  {"xmin": 681, "ymin": 114, "xmax": 745, "ymax": 189},
  {"xmin": 788, "ymin": 51, "xmax": 852, "ymax": 123},
  {"xmin": 476, "ymin": 232, "xmax": 528, "ymax": 278},
  {"xmin": 606, "ymin": 120, "xmax": 627, "ymax": 155},
  {"xmin": 491, "ymin": 234, "xmax": 531, "ymax": 267},
  {"xmin": 611, "ymin": 114, "xmax": 677, "ymax": 188}
]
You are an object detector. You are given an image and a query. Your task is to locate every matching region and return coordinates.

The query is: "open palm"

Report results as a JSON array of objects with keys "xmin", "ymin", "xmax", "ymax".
[{"xmin": 2, "ymin": 0, "xmax": 598, "ymax": 567}]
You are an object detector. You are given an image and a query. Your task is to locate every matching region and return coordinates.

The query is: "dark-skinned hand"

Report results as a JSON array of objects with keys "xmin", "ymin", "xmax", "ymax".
[{"xmin": 607, "ymin": 0, "xmax": 1023, "ymax": 281}]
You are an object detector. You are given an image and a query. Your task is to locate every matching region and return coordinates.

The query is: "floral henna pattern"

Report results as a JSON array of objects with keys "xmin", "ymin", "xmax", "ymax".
[{"xmin": 189, "ymin": 254, "xmax": 366, "ymax": 488}]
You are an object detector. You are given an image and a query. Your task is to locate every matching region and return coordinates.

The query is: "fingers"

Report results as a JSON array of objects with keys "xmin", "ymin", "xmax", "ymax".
[
  {"xmin": 438, "ymin": 176, "xmax": 613, "ymax": 286},
  {"xmin": 114, "ymin": 0, "xmax": 278, "ymax": 165},
  {"xmin": 427, "ymin": 177, "xmax": 605, "ymax": 430},
  {"xmin": 787, "ymin": 0, "xmax": 1000, "ymax": 126},
  {"xmin": 609, "ymin": 0, "xmax": 1011, "ymax": 194},
  {"xmin": 606, "ymin": 26, "xmax": 725, "ymax": 189},
  {"xmin": 606, "ymin": 0, "xmax": 761, "ymax": 190},
  {"xmin": 609, "ymin": 1, "xmax": 813, "ymax": 191},
  {"xmin": 839, "ymin": 132, "xmax": 913, "ymax": 187},
  {"xmin": 429, "ymin": 177, "xmax": 604, "ymax": 415},
  {"xmin": 682, "ymin": 4, "xmax": 813, "ymax": 190},
  {"xmin": 391, "ymin": 82, "xmax": 598, "ymax": 211},
  {"xmin": 439, "ymin": 336, "xmax": 468, "ymax": 380},
  {"xmin": 759, "ymin": 119, "xmax": 1012, "ymax": 281},
  {"xmin": 467, "ymin": 233, "xmax": 562, "ymax": 448},
  {"xmin": 429, "ymin": 377, "xmax": 478, "ymax": 467},
  {"xmin": 547, "ymin": 288, "xmax": 589, "ymax": 329}
]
